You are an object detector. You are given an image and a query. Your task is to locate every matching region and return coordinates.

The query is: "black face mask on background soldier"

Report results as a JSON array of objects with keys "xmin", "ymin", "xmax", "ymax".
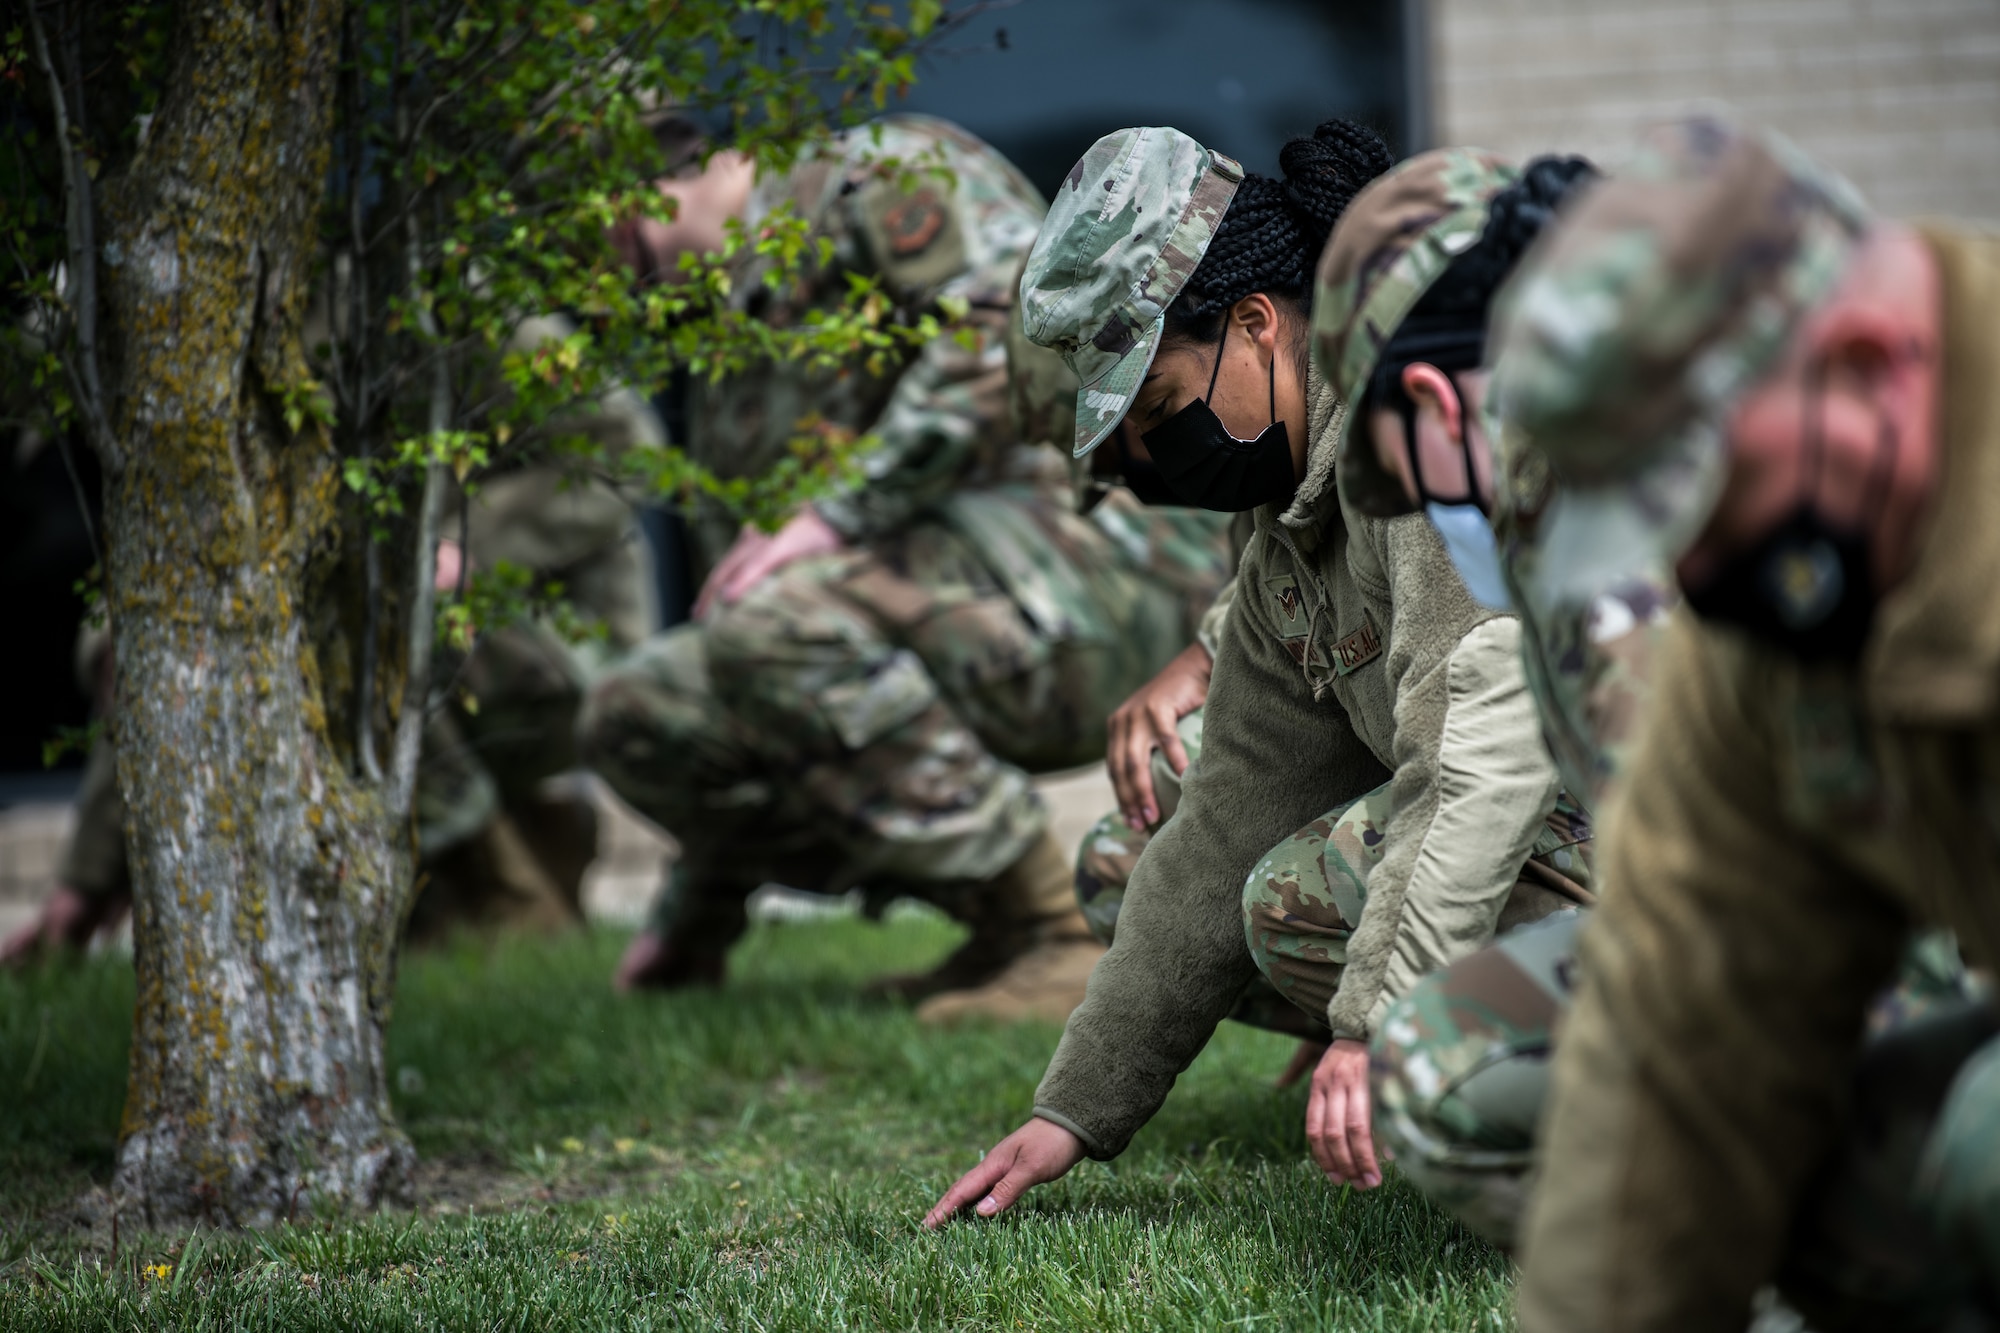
[
  {"xmin": 1140, "ymin": 322, "xmax": 1298, "ymax": 513},
  {"xmin": 1682, "ymin": 370, "xmax": 1894, "ymax": 664}
]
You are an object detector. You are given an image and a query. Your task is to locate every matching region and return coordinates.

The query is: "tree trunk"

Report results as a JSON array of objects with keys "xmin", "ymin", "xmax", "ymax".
[{"xmin": 95, "ymin": 0, "xmax": 417, "ymax": 1225}]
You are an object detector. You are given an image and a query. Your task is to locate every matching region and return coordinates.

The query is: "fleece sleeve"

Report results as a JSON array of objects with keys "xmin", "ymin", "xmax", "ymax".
[
  {"xmin": 1192, "ymin": 573, "xmax": 1239, "ymax": 660},
  {"xmin": 1324, "ymin": 522, "xmax": 1562, "ymax": 1043},
  {"xmin": 1032, "ymin": 532, "xmax": 1391, "ymax": 1158}
]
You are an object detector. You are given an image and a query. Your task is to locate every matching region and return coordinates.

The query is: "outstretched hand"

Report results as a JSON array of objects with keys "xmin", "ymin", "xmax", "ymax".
[
  {"xmin": 695, "ymin": 508, "xmax": 846, "ymax": 619},
  {"xmin": 1105, "ymin": 641, "xmax": 1212, "ymax": 830},
  {"xmin": 1307, "ymin": 1038, "xmax": 1382, "ymax": 1189},
  {"xmin": 922, "ymin": 1117, "xmax": 1086, "ymax": 1229}
]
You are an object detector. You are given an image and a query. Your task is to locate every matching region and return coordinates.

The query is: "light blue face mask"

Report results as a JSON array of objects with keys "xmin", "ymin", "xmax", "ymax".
[
  {"xmin": 1425, "ymin": 501, "xmax": 1513, "ymax": 610},
  {"xmin": 1398, "ymin": 379, "xmax": 1512, "ymax": 610}
]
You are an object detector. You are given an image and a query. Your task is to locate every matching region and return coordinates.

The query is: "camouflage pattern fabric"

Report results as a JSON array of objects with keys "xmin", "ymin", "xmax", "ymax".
[
  {"xmin": 1492, "ymin": 432, "xmax": 1680, "ymax": 803},
  {"xmin": 581, "ymin": 495, "xmax": 1229, "ymax": 940},
  {"xmin": 1016, "ymin": 126, "xmax": 1244, "ymax": 457},
  {"xmin": 1243, "ymin": 786, "xmax": 1591, "ymax": 1034},
  {"xmin": 1777, "ymin": 1000, "xmax": 1999, "ymax": 1331},
  {"xmin": 1373, "ymin": 913, "xmax": 1979, "ymax": 1253},
  {"xmin": 1912, "ymin": 1025, "xmax": 2000, "ymax": 1306},
  {"xmin": 1373, "ymin": 911, "xmax": 1581, "ymax": 1245},
  {"xmin": 1071, "ymin": 698, "xmax": 1204, "ymax": 936},
  {"xmin": 415, "ymin": 619, "xmax": 601, "ymax": 858},
  {"xmin": 1313, "ymin": 148, "xmax": 1521, "ymax": 519},
  {"xmin": 1305, "ymin": 145, "xmax": 1676, "ymax": 804},
  {"xmin": 587, "ymin": 115, "xmax": 1237, "ymax": 944},
  {"xmin": 1476, "ymin": 120, "xmax": 1865, "ymax": 802},
  {"xmin": 683, "ymin": 115, "xmax": 1049, "ymax": 571},
  {"xmin": 1489, "ymin": 116, "xmax": 1870, "ymax": 617},
  {"xmin": 1072, "ymin": 710, "xmax": 1204, "ymax": 943}
]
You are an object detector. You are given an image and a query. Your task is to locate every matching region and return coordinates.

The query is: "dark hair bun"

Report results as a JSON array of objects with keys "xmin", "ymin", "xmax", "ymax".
[
  {"xmin": 1410, "ymin": 154, "xmax": 1600, "ymax": 321},
  {"xmin": 1278, "ymin": 119, "xmax": 1398, "ymax": 239},
  {"xmin": 1165, "ymin": 117, "xmax": 1396, "ymax": 335}
]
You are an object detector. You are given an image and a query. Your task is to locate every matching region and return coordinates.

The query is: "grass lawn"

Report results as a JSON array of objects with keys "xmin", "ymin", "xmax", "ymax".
[{"xmin": 0, "ymin": 914, "xmax": 1513, "ymax": 1330}]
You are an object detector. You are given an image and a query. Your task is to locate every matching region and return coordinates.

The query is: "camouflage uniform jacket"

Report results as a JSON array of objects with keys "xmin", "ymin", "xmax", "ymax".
[
  {"xmin": 1033, "ymin": 368, "xmax": 1563, "ymax": 1158},
  {"xmin": 684, "ymin": 115, "xmax": 1046, "ymax": 570},
  {"xmin": 1494, "ymin": 439, "xmax": 1677, "ymax": 806},
  {"xmin": 1519, "ymin": 224, "xmax": 2000, "ymax": 1332},
  {"xmin": 463, "ymin": 311, "xmax": 665, "ymax": 650}
]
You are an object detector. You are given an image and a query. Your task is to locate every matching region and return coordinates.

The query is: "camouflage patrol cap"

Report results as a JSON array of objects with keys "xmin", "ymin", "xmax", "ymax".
[
  {"xmin": 1490, "ymin": 116, "xmax": 1870, "ymax": 606},
  {"xmin": 1315, "ymin": 148, "xmax": 1520, "ymax": 517},
  {"xmin": 1018, "ymin": 127, "xmax": 1244, "ymax": 457}
]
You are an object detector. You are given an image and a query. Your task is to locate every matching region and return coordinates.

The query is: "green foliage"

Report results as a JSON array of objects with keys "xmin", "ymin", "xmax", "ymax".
[
  {"xmin": 321, "ymin": 0, "xmax": 973, "ymax": 530},
  {"xmin": 39, "ymin": 719, "xmax": 101, "ymax": 769},
  {"xmin": 434, "ymin": 561, "xmax": 606, "ymax": 655},
  {"xmin": 8, "ymin": 0, "xmax": 978, "ymax": 664},
  {"xmin": 0, "ymin": 921, "xmax": 1515, "ymax": 1329}
]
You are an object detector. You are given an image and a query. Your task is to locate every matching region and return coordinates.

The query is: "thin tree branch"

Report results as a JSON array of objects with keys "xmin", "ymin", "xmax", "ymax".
[
  {"xmin": 26, "ymin": 0, "xmax": 120, "ymax": 472},
  {"xmin": 389, "ymin": 438, "xmax": 445, "ymax": 814},
  {"xmin": 53, "ymin": 432, "xmax": 102, "ymax": 567},
  {"xmin": 343, "ymin": 4, "xmax": 385, "ymax": 784},
  {"xmin": 388, "ymin": 119, "xmax": 448, "ymax": 816}
]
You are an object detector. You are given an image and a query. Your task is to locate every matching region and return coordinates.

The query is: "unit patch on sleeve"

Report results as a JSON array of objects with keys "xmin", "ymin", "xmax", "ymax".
[
  {"xmin": 880, "ymin": 188, "xmax": 948, "ymax": 256},
  {"xmin": 856, "ymin": 177, "xmax": 966, "ymax": 298}
]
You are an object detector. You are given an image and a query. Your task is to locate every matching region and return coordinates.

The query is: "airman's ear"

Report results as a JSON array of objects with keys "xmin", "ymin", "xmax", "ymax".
[
  {"xmin": 1229, "ymin": 292, "xmax": 1284, "ymax": 354},
  {"xmin": 1398, "ymin": 362, "xmax": 1465, "ymax": 444}
]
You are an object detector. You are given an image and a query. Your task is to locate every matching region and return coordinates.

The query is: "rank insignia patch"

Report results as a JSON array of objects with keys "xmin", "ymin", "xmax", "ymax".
[
  {"xmin": 880, "ymin": 188, "xmax": 948, "ymax": 257},
  {"xmin": 1266, "ymin": 575, "xmax": 1309, "ymax": 638}
]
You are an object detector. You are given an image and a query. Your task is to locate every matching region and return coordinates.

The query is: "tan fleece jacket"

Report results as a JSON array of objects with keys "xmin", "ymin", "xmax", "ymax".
[
  {"xmin": 1517, "ymin": 225, "xmax": 2000, "ymax": 1333},
  {"xmin": 1034, "ymin": 367, "xmax": 1561, "ymax": 1158}
]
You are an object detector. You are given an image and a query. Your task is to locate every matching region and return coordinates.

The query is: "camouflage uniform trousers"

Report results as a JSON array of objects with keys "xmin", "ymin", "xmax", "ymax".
[
  {"xmin": 1236, "ymin": 789, "xmax": 1594, "ymax": 1070},
  {"xmin": 1373, "ymin": 907, "xmax": 1982, "ymax": 1274},
  {"xmin": 580, "ymin": 498, "xmax": 1217, "ymax": 949}
]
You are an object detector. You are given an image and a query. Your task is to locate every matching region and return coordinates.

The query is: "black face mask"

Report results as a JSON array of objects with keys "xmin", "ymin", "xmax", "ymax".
[
  {"xmin": 1681, "ymin": 371, "xmax": 1896, "ymax": 664},
  {"xmin": 1139, "ymin": 322, "xmax": 1298, "ymax": 513},
  {"xmin": 1111, "ymin": 430, "xmax": 1185, "ymax": 507}
]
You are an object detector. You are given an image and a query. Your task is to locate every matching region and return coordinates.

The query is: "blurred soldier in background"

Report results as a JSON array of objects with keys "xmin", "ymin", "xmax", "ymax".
[
  {"xmin": 1, "ymin": 316, "xmax": 663, "ymax": 962},
  {"xmin": 581, "ymin": 112, "xmax": 1234, "ymax": 1022},
  {"xmin": 1329, "ymin": 129, "xmax": 1974, "ymax": 1279},
  {"xmin": 1464, "ymin": 118, "xmax": 2000, "ymax": 1333},
  {"xmin": 403, "ymin": 338, "xmax": 663, "ymax": 941}
]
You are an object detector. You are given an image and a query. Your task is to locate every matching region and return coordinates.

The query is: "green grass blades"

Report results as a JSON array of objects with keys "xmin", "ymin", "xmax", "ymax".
[{"xmin": 0, "ymin": 916, "xmax": 1514, "ymax": 1330}]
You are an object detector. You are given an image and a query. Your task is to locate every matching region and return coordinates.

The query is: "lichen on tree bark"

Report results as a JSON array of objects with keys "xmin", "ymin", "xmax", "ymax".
[{"xmin": 90, "ymin": 0, "xmax": 420, "ymax": 1225}]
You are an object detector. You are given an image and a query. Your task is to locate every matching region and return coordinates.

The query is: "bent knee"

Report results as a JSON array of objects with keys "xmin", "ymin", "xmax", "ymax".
[
  {"xmin": 576, "ymin": 629, "xmax": 718, "ymax": 777},
  {"xmin": 1373, "ymin": 956, "xmax": 1557, "ymax": 1154}
]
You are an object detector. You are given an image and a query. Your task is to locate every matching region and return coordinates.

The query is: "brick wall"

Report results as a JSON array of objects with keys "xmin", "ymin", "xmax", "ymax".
[{"xmin": 1429, "ymin": 0, "xmax": 2000, "ymax": 220}]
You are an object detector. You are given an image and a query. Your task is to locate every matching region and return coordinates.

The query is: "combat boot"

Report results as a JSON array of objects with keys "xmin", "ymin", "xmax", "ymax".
[
  {"xmin": 612, "ymin": 858, "xmax": 750, "ymax": 992},
  {"xmin": 913, "ymin": 832, "xmax": 1105, "ymax": 1026}
]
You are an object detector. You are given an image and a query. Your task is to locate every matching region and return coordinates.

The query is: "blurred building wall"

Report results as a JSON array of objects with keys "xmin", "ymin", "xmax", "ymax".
[{"xmin": 1428, "ymin": 0, "xmax": 2000, "ymax": 219}]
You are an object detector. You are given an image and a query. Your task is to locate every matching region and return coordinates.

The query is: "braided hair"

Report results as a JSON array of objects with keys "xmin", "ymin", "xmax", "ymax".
[
  {"xmin": 1369, "ymin": 154, "xmax": 1601, "ymax": 405},
  {"xmin": 1161, "ymin": 119, "xmax": 1397, "ymax": 349}
]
